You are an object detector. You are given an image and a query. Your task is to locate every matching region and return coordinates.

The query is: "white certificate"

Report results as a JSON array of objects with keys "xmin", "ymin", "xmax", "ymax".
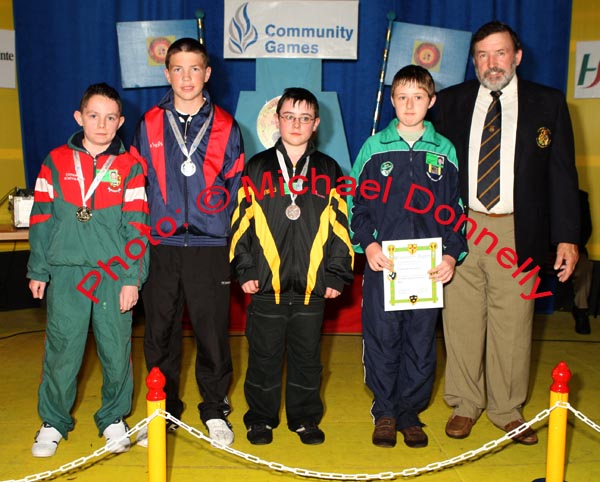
[{"xmin": 382, "ymin": 237, "xmax": 443, "ymax": 311}]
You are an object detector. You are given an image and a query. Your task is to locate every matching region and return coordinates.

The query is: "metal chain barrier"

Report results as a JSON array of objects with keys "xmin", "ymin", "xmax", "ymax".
[{"xmin": 3, "ymin": 401, "xmax": 598, "ymax": 482}]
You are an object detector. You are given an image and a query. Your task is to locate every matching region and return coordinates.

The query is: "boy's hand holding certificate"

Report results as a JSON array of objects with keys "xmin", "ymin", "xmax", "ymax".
[{"xmin": 382, "ymin": 237, "xmax": 443, "ymax": 311}]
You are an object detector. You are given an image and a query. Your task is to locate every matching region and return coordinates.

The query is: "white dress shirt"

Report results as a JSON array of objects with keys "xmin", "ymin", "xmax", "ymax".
[{"xmin": 468, "ymin": 75, "xmax": 519, "ymax": 214}]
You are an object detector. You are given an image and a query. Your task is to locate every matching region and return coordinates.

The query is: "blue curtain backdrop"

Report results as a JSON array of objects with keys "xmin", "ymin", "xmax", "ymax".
[{"xmin": 14, "ymin": 0, "xmax": 572, "ymax": 186}]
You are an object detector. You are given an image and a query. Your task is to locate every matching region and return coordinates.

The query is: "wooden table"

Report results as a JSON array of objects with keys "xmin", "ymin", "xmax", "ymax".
[{"xmin": 0, "ymin": 224, "xmax": 29, "ymax": 241}]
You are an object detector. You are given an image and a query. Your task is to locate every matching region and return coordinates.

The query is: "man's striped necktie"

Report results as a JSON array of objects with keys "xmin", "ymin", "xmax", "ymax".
[{"xmin": 477, "ymin": 90, "xmax": 502, "ymax": 210}]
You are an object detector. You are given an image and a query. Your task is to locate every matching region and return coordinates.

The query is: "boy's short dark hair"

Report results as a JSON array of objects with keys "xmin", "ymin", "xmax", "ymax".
[
  {"xmin": 276, "ymin": 87, "xmax": 320, "ymax": 118},
  {"xmin": 391, "ymin": 65, "xmax": 436, "ymax": 98},
  {"xmin": 80, "ymin": 83, "xmax": 122, "ymax": 113},
  {"xmin": 165, "ymin": 37, "xmax": 210, "ymax": 68},
  {"xmin": 470, "ymin": 20, "xmax": 522, "ymax": 56}
]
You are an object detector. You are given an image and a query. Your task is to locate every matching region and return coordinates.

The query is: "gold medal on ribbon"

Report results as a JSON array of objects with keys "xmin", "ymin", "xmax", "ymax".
[{"xmin": 76, "ymin": 206, "xmax": 92, "ymax": 222}]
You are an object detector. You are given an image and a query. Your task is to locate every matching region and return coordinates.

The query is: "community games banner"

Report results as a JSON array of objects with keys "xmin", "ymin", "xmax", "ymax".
[{"xmin": 224, "ymin": 0, "xmax": 359, "ymax": 59}]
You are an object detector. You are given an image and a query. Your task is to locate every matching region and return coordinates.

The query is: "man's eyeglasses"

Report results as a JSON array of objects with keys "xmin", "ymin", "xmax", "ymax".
[{"xmin": 279, "ymin": 114, "xmax": 315, "ymax": 124}]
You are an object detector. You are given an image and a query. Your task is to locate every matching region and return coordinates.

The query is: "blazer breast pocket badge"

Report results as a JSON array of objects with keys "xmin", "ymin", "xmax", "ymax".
[{"xmin": 536, "ymin": 127, "xmax": 552, "ymax": 148}]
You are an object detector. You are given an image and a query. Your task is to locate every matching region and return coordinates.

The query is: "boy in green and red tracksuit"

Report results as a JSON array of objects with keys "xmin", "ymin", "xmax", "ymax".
[{"xmin": 27, "ymin": 83, "xmax": 149, "ymax": 457}]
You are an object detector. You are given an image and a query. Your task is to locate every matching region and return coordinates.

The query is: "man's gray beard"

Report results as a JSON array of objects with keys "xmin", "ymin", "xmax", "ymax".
[{"xmin": 476, "ymin": 63, "xmax": 517, "ymax": 91}]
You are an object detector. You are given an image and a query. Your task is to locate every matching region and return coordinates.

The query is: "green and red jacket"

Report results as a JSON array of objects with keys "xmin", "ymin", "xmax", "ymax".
[{"xmin": 27, "ymin": 132, "xmax": 150, "ymax": 287}]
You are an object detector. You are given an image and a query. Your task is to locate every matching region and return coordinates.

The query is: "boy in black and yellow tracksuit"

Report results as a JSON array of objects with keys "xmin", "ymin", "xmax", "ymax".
[{"xmin": 230, "ymin": 88, "xmax": 354, "ymax": 445}]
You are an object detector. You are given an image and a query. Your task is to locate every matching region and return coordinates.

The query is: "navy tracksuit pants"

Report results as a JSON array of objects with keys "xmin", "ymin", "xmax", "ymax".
[{"xmin": 362, "ymin": 267, "xmax": 439, "ymax": 430}]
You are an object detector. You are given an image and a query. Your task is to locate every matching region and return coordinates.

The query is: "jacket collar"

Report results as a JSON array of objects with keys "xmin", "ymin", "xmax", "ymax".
[
  {"xmin": 380, "ymin": 119, "xmax": 440, "ymax": 146},
  {"xmin": 68, "ymin": 131, "xmax": 125, "ymax": 156}
]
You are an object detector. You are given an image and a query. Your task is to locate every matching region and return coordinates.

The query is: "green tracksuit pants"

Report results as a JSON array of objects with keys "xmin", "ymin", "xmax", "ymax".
[{"xmin": 38, "ymin": 265, "xmax": 133, "ymax": 438}]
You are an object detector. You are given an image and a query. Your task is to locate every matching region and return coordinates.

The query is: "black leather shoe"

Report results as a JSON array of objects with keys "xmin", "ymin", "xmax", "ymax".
[
  {"xmin": 573, "ymin": 308, "xmax": 591, "ymax": 334},
  {"xmin": 295, "ymin": 423, "xmax": 325, "ymax": 445},
  {"xmin": 247, "ymin": 424, "xmax": 273, "ymax": 445}
]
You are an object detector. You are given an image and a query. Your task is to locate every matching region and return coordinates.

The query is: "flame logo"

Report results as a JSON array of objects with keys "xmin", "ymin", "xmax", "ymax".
[{"xmin": 228, "ymin": 3, "xmax": 258, "ymax": 54}]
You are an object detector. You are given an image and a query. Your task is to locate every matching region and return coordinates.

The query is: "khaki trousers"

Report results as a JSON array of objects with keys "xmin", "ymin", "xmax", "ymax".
[{"xmin": 442, "ymin": 211, "xmax": 535, "ymax": 427}]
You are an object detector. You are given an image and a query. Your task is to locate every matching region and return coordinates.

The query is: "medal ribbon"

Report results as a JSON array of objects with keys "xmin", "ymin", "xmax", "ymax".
[
  {"xmin": 73, "ymin": 151, "xmax": 116, "ymax": 208},
  {"xmin": 276, "ymin": 150, "xmax": 310, "ymax": 206},
  {"xmin": 166, "ymin": 104, "xmax": 214, "ymax": 164}
]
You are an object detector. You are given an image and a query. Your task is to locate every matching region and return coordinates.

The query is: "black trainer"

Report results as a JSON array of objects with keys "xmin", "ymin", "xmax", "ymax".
[
  {"xmin": 295, "ymin": 423, "xmax": 325, "ymax": 445},
  {"xmin": 247, "ymin": 424, "xmax": 273, "ymax": 445}
]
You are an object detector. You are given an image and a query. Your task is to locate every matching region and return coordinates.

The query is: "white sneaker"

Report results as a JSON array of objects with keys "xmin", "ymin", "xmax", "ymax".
[
  {"xmin": 136, "ymin": 421, "xmax": 178, "ymax": 448},
  {"xmin": 136, "ymin": 425, "xmax": 149, "ymax": 448},
  {"xmin": 206, "ymin": 418, "xmax": 234, "ymax": 446},
  {"xmin": 103, "ymin": 418, "xmax": 130, "ymax": 453},
  {"xmin": 32, "ymin": 423, "xmax": 63, "ymax": 457}
]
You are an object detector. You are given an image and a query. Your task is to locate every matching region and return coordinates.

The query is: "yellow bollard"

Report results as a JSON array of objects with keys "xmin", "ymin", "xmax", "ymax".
[
  {"xmin": 533, "ymin": 361, "xmax": 571, "ymax": 482},
  {"xmin": 146, "ymin": 367, "xmax": 167, "ymax": 482}
]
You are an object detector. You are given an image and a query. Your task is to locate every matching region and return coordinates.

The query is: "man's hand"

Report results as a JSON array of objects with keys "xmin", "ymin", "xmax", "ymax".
[
  {"xmin": 29, "ymin": 280, "xmax": 47, "ymax": 299},
  {"xmin": 554, "ymin": 242, "xmax": 579, "ymax": 282},
  {"xmin": 119, "ymin": 285, "xmax": 139, "ymax": 313},
  {"xmin": 241, "ymin": 279, "xmax": 260, "ymax": 294},
  {"xmin": 365, "ymin": 242, "xmax": 394, "ymax": 272}
]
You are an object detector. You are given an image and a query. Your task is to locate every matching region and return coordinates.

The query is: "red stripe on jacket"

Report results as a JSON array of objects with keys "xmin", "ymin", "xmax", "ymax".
[
  {"xmin": 29, "ymin": 213, "xmax": 51, "ymax": 226},
  {"xmin": 204, "ymin": 105, "xmax": 236, "ymax": 186},
  {"xmin": 143, "ymin": 105, "xmax": 239, "ymax": 196},
  {"xmin": 144, "ymin": 106, "xmax": 168, "ymax": 203}
]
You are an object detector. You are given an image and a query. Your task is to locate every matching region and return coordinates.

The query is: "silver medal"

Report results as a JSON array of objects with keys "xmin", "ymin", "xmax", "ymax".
[
  {"xmin": 181, "ymin": 159, "xmax": 196, "ymax": 176},
  {"xmin": 285, "ymin": 204, "xmax": 301, "ymax": 220},
  {"xmin": 76, "ymin": 206, "xmax": 92, "ymax": 222}
]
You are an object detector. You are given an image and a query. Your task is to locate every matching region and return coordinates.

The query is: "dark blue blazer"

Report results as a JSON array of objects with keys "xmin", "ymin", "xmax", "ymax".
[{"xmin": 433, "ymin": 78, "xmax": 580, "ymax": 269}]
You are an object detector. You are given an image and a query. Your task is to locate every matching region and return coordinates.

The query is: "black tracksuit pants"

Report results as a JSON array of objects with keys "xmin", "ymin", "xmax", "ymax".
[
  {"xmin": 243, "ymin": 293, "xmax": 325, "ymax": 431},
  {"xmin": 142, "ymin": 244, "xmax": 233, "ymax": 423}
]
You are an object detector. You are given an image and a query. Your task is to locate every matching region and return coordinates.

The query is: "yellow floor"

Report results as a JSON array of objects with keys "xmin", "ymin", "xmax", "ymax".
[{"xmin": 0, "ymin": 308, "xmax": 599, "ymax": 482}]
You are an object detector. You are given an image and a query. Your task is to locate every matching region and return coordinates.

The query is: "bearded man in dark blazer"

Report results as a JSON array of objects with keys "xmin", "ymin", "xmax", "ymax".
[{"xmin": 433, "ymin": 20, "xmax": 580, "ymax": 445}]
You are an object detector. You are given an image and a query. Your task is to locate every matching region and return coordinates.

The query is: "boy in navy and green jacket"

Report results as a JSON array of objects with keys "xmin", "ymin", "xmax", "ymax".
[{"xmin": 349, "ymin": 65, "xmax": 467, "ymax": 449}]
